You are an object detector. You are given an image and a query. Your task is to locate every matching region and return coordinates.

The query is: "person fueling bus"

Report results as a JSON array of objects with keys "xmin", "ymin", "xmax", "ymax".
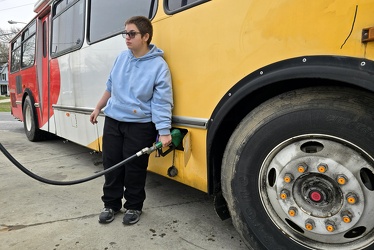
[{"xmin": 90, "ymin": 16, "xmax": 173, "ymax": 225}]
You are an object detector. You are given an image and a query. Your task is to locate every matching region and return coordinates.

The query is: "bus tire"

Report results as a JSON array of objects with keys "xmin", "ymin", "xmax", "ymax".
[
  {"xmin": 23, "ymin": 95, "xmax": 43, "ymax": 141},
  {"xmin": 221, "ymin": 86, "xmax": 374, "ymax": 250}
]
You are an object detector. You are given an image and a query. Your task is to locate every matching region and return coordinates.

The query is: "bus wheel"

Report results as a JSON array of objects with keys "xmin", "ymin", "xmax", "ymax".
[
  {"xmin": 221, "ymin": 87, "xmax": 374, "ymax": 250},
  {"xmin": 23, "ymin": 95, "xmax": 43, "ymax": 141}
]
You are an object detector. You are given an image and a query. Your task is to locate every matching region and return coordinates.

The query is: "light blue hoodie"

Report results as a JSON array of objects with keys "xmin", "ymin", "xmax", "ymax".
[{"xmin": 104, "ymin": 44, "xmax": 173, "ymax": 135}]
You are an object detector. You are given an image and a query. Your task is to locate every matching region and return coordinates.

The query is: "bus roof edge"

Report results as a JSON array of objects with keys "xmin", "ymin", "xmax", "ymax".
[{"xmin": 34, "ymin": 0, "xmax": 52, "ymax": 13}]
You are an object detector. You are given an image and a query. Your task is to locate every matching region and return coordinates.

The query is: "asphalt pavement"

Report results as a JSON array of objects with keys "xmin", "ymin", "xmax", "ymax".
[{"xmin": 0, "ymin": 112, "xmax": 248, "ymax": 250}]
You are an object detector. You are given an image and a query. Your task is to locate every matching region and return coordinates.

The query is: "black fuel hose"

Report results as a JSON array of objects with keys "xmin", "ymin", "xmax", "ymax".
[{"xmin": 0, "ymin": 142, "xmax": 158, "ymax": 186}]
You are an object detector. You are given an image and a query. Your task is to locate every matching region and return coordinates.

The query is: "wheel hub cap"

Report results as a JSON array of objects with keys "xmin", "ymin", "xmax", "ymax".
[
  {"xmin": 310, "ymin": 190, "xmax": 324, "ymax": 203},
  {"xmin": 260, "ymin": 136, "xmax": 374, "ymax": 249}
]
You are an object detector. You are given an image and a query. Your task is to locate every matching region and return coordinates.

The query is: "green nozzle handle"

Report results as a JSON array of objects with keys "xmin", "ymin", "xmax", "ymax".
[
  {"xmin": 155, "ymin": 141, "xmax": 163, "ymax": 149},
  {"xmin": 155, "ymin": 129, "xmax": 183, "ymax": 150}
]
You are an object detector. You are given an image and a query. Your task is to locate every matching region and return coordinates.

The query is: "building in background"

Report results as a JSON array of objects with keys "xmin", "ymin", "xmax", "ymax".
[{"xmin": 0, "ymin": 63, "xmax": 9, "ymax": 96}]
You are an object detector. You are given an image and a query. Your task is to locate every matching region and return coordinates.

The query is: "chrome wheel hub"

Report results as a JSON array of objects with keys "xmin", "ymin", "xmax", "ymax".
[{"xmin": 260, "ymin": 135, "xmax": 374, "ymax": 249}]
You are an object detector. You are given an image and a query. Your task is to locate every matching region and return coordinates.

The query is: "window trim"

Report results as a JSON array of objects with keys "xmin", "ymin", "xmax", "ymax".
[
  {"xmin": 21, "ymin": 34, "xmax": 36, "ymax": 69},
  {"xmin": 10, "ymin": 41, "xmax": 21, "ymax": 73},
  {"xmin": 87, "ymin": 0, "xmax": 158, "ymax": 45},
  {"xmin": 9, "ymin": 20, "xmax": 37, "ymax": 73},
  {"xmin": 164, "ymin": 0, "xmax": 210, "ymax": 15},
  {"xmin": 21, "ymin": 20, "xmax": 37, "ymax": 70},
  {"xmin": 50, "ymin": 0, "xmax": 85, "ymax": 58}
]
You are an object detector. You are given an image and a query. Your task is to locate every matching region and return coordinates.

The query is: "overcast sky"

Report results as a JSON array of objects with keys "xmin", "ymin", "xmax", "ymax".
[{"xmin": 0, "ymin": 0, "xmax": 37, "ymax": 31}]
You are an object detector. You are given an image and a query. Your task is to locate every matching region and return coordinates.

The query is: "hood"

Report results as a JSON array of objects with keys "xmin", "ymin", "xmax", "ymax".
[{"xmin": 130, "ymin": 44, "xmax": 164, "ymax": 61}]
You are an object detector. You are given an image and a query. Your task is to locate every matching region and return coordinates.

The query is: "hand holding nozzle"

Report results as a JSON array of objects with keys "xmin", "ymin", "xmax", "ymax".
[{"xmin": 137, "ymin": 129, "xmax": 183, "ymax": 156}]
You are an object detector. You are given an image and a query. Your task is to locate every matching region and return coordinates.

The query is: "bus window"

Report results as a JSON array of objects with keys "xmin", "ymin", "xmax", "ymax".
[
  {"xmin": 22, "ymin": 21, "xmax": 36, "ymax": 40},
  {"xmin": 10, "ymin": 36, "xmax": 22, "ymax": 72},
  {"xmin": 88, "ymin": 0, "xmax": 157, "ymax": 44},
  {"xmin": 43, "ymin": 21, "xmax": 47, "ymax": 58},
  {"xmin": 164, "ymin": 0, "xmax": 209, "ymax": 14},
  {"xmin": 21, "ymin": 21, "xmax": 36, "ymax": 68},
  {"xmin": 51, "ymin": 0, "xmax": 85, "ymax": 57}
]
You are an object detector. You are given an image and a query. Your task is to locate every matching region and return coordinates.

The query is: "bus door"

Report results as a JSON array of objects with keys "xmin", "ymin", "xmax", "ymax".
[{"xmin": 36, "ymin": 13, "xmax": 53, "ymax": 133}]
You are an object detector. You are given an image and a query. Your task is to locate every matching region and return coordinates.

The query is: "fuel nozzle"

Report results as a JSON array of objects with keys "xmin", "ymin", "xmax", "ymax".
[{"xmin": 146, "ymin": 129, "xmax": 183, "ymax": 156}]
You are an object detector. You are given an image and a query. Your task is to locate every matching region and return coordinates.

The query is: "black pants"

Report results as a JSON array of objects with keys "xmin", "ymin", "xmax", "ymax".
[{"xmin": 101, "ymin": 116, "xmax": 157, "ymax": 211}]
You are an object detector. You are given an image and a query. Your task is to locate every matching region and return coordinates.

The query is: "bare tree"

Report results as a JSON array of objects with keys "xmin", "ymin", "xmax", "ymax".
[
  {"xmin": 0, "ymin": 27, "xmax": 20, "ymax": 64},
  {"xmin": 0, "ymin": 27, "xmax": 19, "ymax": 43},
  {"xmin": 0, "ymin": 43, "xmax": 8, "ymax": 64}
]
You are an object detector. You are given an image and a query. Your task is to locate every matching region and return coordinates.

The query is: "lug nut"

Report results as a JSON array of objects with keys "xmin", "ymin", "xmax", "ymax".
[
  {"xmin": 337, "ymin": 175, "xmax": 348, "ymax": 185},
  {"xmin": 288, "ymin": 207, "xmax": 297, "ymax": 217},
  {"xmin": 346, "ymin": 193, "xmax": 358, "ymax": 204},
  {"xmin": 298, "ymin": 164, "xmax": 308, "ymax": 173},
  {"xmin": 341, "ymin": 211, "xmax": 352, "ymax": 223},
  {"xmin": 325, "ymin": 221, "xmax": 336, "ymax": 232},
  {"xmin": 280, "ymin": 190, "xmax": 290, "ymax": 200},
  {"xmin": 284, "ymin": 174, "xmax": 294, "ymax": 183},
  {"xmin": 305, "ymin": 219, "xmax": 315, "ymax": 231},
  {"xmin": 342, "ymin": 214, "xmax": 352, "ymax": 223},
  {"xmin": 318, "ymin": 164, "xmax": 328, "ymax": 173}
]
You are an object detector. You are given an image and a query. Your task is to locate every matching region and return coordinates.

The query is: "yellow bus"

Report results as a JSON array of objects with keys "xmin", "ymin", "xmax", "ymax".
[{"xmin": 8, "ymin": 0, "xmax": 374, "ymax": 249}]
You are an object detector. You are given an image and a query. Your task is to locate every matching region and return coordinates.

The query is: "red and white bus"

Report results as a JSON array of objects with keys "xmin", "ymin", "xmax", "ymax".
[{"xmin": 8, "ymin": 0, "xmax": 374, "ymax": 249}]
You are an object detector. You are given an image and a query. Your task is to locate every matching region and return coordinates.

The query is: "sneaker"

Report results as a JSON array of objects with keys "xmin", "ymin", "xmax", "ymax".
[
  {"xmin": 98, "ymin": 208, "xmax": 118, "ymax": 224},
  {"xmin": 122, "ymin": 209, "xmax": 142, "ymax": 225}
]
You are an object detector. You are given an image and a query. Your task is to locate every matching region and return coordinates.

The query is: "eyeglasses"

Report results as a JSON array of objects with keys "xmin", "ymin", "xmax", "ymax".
[{"xmin": 122, "ymin": 31, "xmax": 141, "ymax": 39}]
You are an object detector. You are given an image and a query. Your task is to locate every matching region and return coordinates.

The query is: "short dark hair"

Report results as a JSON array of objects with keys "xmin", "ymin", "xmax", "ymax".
[{"xmin": 125, "ymin": 16, "xmax": 153, "ymax": 45}]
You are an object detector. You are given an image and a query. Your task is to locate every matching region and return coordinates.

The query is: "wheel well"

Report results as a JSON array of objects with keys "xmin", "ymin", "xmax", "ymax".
[
  {"xmin": 207, "ymin": 55, "xmax": 374, "ymax": 196},
  {"xmin": 208, "ymin": 78, "xmax": 370, "ymax": 195},
  {"xmin": 22, "ymin": 89, "xmax": 32, "ymax": 108},
  {"xmin": 22, "ymin": 92, "xmax": 29, "ymax": 111},
  {"xmin": 21, "ymin": 89, "xmax": 38, "ymax": 125}
]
